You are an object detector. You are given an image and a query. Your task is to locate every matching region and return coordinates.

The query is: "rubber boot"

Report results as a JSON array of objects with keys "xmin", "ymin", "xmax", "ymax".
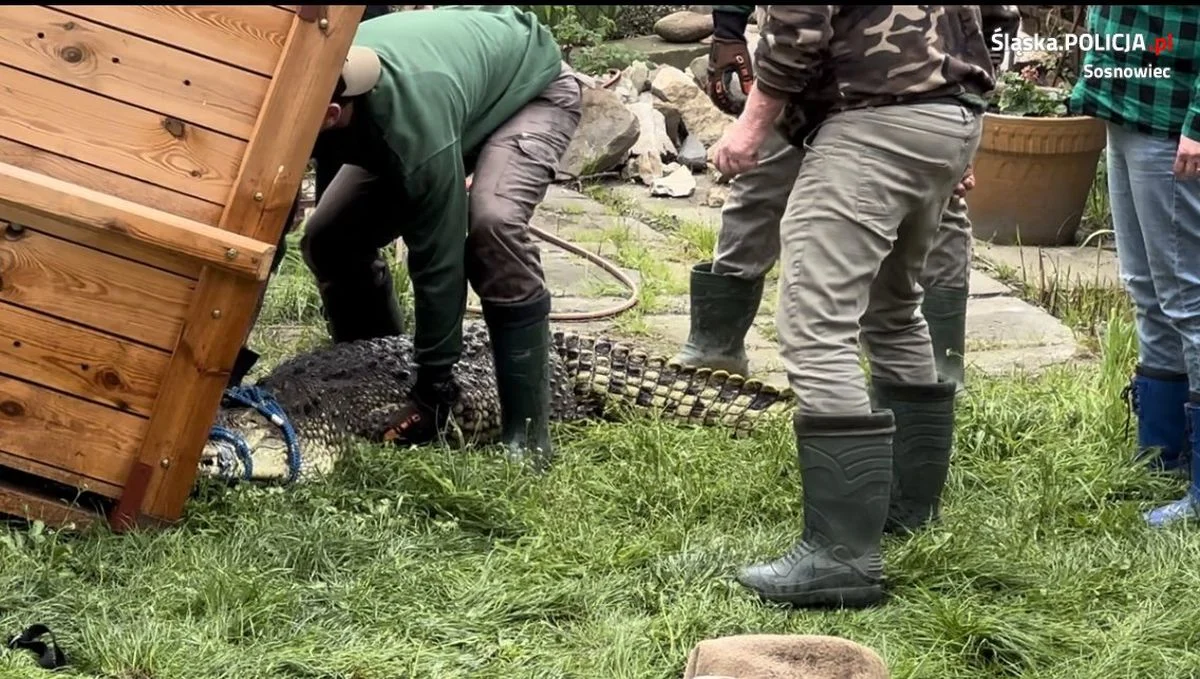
[
  {"xmin": 1144, "ymin": 395, "xmax": 1200, "ymax": 528},
  {"xmin": 921, "ymin": 286, "xmax": 968, "ymax": 390},
  {"xmin": 1126, "ymin": 365, "xmax": 1190, "ymax": 474},
  {"xmin": 315, "ymin": 259, "xmax": 406, "ymax": 343},
  {"xmin": 483, "ymin": 292, "xmax": 554, "ymax": 471},
  {"xmin": 227, "ymin": 348, "xmax": 261, "ymax": 389},
  {"xmin": 736, "ymin": 410, "xmax": 895, "ymax": 609},
  {"xmin": 671, "ymin": 262, "xmax": 764, "ymax": 376},
  {"xmin": 871, "ymin": 379, "xmax": 957, "ymax": 534}
]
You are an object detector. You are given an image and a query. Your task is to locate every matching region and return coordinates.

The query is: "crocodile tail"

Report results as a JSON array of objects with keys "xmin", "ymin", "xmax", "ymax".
[{"xmin": 552, "ymin": 331, "xmax": 795, "ymax": 436}]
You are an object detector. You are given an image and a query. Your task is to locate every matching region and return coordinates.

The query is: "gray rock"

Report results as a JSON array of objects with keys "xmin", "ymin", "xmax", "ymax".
[
  {"xmin": 627, "ymin": 102, "xmax": 677, "ymax": 161},
  {"xmin": 654, "ymin": 10, "xmax": 714, "ymax": 43},
  {"xmin": 650, "ymin": 65, "xmax": 734, "ymax": 147},
  {"xmin": 643, "ymin": 93, "xmax": 685, "ymax": 148},
  {"xmin": 622, "ymin": 60, "xmax": 652, "ymax": 94},
  {"xmin": 610, "ymin": 75, "xmax": 641, "ymax": 104},
  {"xmin": 626, "ymin": 101, "xmax": 677, "ymax": 185},
  {"xmin": 689, "ymin": 54, "xmax": 709, "ymax": 89},
  {"xmin": 558, "ymin": 87, "xmax": 640, "ymax": 179},
  {"xmin": 650, "ymin": 165, "xmax": 698, "ymax": 198},
  {"xmin": 704, "ymin": 185, "xmax": 729, "ymax": 207},
  {"xmin": 677, "ymin": 134, "xmax": 707, "ymax": 173}
]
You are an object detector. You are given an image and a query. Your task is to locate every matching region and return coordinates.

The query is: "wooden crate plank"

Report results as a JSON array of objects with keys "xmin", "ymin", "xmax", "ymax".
[
  {"xmin": 51, "ymin": 5, "xmax": 291, "ymax": 77},
  {"xmin": 224, "ymin": 5, "xmax": 364, "ymax": 242},
  {"xmin": 0, "ymin": 301, "xmax": 170, "ymax": 416},
  {"xmin": 0, "ymin": 162, "xmax": 275, "ymax": 281},
  {"xmin": 116, "ymin": 9, "xmax": 364, "ymax": 527},
  {"xmin": 0, "ymin": 7, "xmax": 269, "ymax": 141},
  {"xmin": 0, "ymin": 137, "xmax": 223, "ymax": 229},
  {"xmin": 0, "ymin": 480, "xmax": 101, "ymax": 529},
  {"xmin": 0, "ymin": 199, "xmax": 202, "ymax": 280},
  {"xmin": 0, "ymin": 451, "xmax": 122, "ymax": 499},
  {"xmin": 115, "ymin": 270, "xmax": 262, "ymax": 525},
  {"xmin": 0, "ymin": 64, "xmax": 244, "ymax": 204},
  {"xmin": 0, "ymin": 374, "xmax": 145, "ymax": 489},
  {"xmin": 0, "ymin": 227, "xmax": 193, "ymax": 350}
]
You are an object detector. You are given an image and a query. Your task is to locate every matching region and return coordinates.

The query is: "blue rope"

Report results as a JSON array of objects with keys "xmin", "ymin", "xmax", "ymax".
[{"xmin": 207, "ymin": 385, "xmax": 303, "ymax": 483}]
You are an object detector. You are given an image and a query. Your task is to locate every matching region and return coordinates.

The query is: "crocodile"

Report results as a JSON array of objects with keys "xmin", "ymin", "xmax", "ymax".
[{"xmin": 198, "ymin": 323, "xmax": 794, "ymax": 483}]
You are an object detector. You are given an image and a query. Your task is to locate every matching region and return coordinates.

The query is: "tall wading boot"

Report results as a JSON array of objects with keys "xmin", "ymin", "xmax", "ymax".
[
  {"xmin": 736, "ymin": 410, "xmax": 895, "ymax": 609},
  {"xmin": 871, "ymin": 379, "xmax": 957, "ymax": 534},
  {"xmin": 1124, "ymin": 365, "xmax": 1190, "ymax": 475},
  {"xmin": 1144, "ymin": 394, "xmax": 1200, "ymax": 527},
  {"xmin": 482, "ymin": 292, "xmax": 555, "ymax": 471},
  {"xmin": 671, "ymin": 262, "xmax": 764, "ymax": 376},
  {"xmin": 921, "ymin": 286, "xmax": 968, "ymax": 389},
  {"xmin": 315, "ymin": 259, "xmax": 406, "ymax": 343}
]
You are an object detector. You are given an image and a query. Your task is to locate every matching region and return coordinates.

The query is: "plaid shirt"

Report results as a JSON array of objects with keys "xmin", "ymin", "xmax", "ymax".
[{"xmin": 1068, "ymin": 5, "xmax": 1200, "ymax": 140}]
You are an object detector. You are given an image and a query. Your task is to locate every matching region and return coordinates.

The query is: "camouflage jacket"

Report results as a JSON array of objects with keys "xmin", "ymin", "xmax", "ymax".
[{"xmin": 756, "ymin": 6, "xmax": 998, "ymax": 119}]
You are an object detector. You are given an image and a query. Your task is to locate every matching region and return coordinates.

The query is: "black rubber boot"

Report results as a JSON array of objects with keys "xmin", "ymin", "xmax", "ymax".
[
  {"xmin": 736, "ymin": 410, "xmax": 895, "ymax": 609},
  {"xmin": 671, "ymin": 261, "xmax": 764, "ymax": 376},
  {"xmin": 315, "ymin": 259, "xmax": 406, "ymax": 343},
  {"xmin": 482, "ymin": 292, "xmax": 554, "ymax": 471},
  {"xmin": 872, "ymin": 378, "xmax": 957, "ymax": 534},
  {"xmin": 922, "ymin": 286, "xmax": 968, "ymax": 389}
]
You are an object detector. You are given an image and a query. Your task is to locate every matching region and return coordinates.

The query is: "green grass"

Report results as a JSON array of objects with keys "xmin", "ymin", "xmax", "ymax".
[
  {"xmin": 8, "ymin": 169, "xmax": 1199, "ymax": 678},
  {"xmin": 5, "ymin": 260, "xmax": 1200, "ymax": 678}
]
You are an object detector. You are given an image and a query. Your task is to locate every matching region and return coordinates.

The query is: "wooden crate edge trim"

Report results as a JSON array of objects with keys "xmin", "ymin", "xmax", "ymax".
[{"xmin": 0, "ymin": 161, "xmax": 274, "ymax": 280}]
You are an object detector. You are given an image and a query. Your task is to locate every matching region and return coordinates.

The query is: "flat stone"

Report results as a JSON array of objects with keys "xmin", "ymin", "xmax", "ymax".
[
  {"xmin": 974, "ymin": 240, "xmax": 1120, "ymax": 287},
  {"xmin": 965, "ymin": 295, "xmax": 1078, "ymax": 349},
  {"xmin": 969, "ymin": 269, "xmax": 1012, "ymax": 297},
  {"xmin": 967, "ymin": 344, "xmax": 1084, "ymax": 378},
  {"xmin": 608, "ymin": 35, "xmax": 709, "ymax": 72}
]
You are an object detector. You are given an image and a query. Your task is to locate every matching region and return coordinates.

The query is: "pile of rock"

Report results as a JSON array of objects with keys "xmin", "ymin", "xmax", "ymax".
[{"xmin": 557, "ymin": 60, "xmax": 737, "ymax": 202}]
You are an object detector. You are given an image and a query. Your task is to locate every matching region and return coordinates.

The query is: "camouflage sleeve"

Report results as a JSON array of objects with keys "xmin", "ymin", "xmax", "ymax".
[{"xmin": 754, "ymin": 5, "xmax": 836, "ymax": 99}]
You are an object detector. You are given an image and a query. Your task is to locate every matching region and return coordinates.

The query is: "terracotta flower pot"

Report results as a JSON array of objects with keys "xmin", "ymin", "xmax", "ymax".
[{"xmin": 968, "ymin": 112, "xmax": 1107, "ymax": 246}]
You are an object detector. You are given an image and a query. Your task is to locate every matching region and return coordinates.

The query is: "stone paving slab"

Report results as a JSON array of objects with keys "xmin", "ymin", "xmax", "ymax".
[
  {"xmin": 975, "ymin": 239, "xmax": 1120, "ymax": 286},
  {"xmin": 483, "ymin": 183, "xmax": 1090, "ymax": 390}
]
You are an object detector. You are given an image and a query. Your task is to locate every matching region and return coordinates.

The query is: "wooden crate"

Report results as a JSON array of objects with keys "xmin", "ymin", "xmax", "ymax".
[{"xmin": 0, "ymin": 5, "xmax": 364, "ymax": 530}]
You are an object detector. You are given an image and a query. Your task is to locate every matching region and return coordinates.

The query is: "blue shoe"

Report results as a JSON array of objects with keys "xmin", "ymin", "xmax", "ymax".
[
  {"xmin": 1145, "ymin": 402, "xmax": 1200, "ymax": 528},
  {"xmin": 1124, "ymin": 366, "xmax": 1190, "ymax": 474}
]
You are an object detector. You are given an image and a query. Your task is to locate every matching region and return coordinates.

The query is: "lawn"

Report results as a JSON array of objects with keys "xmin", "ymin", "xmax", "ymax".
[{"xmin": 4, "ymin": 238, "xmax": 1200, "ymax": 679}]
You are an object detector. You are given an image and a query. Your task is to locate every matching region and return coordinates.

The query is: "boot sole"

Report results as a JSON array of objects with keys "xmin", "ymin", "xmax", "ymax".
[{"xmin": 748, "ymin": 584, "xmax": 885, "ymax": 609}]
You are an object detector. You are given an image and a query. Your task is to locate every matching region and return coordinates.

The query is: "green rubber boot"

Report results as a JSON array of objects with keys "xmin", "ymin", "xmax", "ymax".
[
  {"xmin": 736, "ymin": 410, "xmax": 895, "ymax": 609},
  {"xmin": 872, "ymin": 379, "xmax": 957, "ymax": 534},
  {"xmin": 922, "ymin": 286, "xmax": 968, "ymax": 389},
  {"xmin": 671, "ymin": 262, "xmax": 764, "ymax": 376},
  {"xmin": 483, "ymin": 293, "xmax": 554, "ymax": 471}
]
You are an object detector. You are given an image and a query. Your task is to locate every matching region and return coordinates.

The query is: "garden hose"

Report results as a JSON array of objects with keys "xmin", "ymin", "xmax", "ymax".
[{"xmin": 463, "ymin": 224, "xmax": 641, "ymax": 322}]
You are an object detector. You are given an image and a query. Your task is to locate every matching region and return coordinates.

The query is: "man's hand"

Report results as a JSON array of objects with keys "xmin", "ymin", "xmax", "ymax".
[
  {"xmin": 712, "ymin": 117, "xmax": 765, "ymax": 177},
  {"xmin": 707, "ymin": 38, "xmax": 754, "ymax": 115},
  {"xmin": 953, "ymin": 164, "xmax": 976, "ymax": 198},
  {"xmin": 1174, "ymin": 137, "xmax": 1200, "ymax": 180}
]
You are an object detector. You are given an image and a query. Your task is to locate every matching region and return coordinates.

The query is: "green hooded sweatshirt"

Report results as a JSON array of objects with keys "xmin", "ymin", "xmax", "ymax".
[{"xmin": 350, "ymin": 5, "xmax": 563, "ymax": 370}]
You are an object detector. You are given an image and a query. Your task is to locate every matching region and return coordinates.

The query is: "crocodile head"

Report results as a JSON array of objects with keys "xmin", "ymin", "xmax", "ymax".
[{"xmin": 200, "ymin": 403, "xmax": 323, "ymax": 483}]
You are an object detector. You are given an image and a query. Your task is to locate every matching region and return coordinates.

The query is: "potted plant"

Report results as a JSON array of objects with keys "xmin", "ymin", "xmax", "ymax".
[{"xmin": 968, "ymin": 67, "xmax": 1107, "ymax": 247}]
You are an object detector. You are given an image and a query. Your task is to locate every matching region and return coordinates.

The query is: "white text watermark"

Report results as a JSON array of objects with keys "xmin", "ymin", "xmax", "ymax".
[{"xmin": 992, "ymin": 32, "xmax": 1176, "ymax": 56}]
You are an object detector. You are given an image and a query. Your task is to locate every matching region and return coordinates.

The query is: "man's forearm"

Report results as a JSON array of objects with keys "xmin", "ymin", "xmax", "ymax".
[
  {"xmin": 713, "ymin": 6, "xmax": 752, "ymax": 41},
  {"xmin": 738, "ymin": 83, "xmax": 787, "ymax": 141}
]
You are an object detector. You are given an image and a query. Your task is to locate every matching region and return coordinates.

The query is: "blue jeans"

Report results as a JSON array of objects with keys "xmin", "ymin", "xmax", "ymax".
[{"xmin": 1107, "ymin": 123, "xmax": 1200, "ymax": 393}]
